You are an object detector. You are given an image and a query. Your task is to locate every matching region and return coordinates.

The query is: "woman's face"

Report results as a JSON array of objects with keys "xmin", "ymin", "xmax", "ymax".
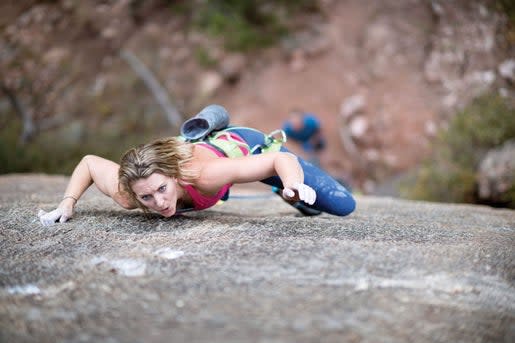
[{"xmin": 131, "ymin": 173, "xmax": 181, "ymax": 217}]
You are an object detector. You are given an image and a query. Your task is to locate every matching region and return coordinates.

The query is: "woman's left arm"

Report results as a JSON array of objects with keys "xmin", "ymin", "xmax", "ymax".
[{"xmin": 201, "ymin": 152, "xmax": 316, "ymax": 204}]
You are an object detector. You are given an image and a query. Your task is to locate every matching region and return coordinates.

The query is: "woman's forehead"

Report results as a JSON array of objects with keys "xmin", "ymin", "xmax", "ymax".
[{"xmin": 131, "ymin": 173, "xmax": 169, "ymax": 192}]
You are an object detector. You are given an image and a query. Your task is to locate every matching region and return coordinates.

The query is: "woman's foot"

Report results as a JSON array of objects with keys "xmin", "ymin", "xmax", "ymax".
[
  {"xmin": 272, "ymin": 187, "xmax": 321, "ymax": 216},
  {"xmin": 291, "ymin": 201, "xmax": 322, "ymax": 216}
]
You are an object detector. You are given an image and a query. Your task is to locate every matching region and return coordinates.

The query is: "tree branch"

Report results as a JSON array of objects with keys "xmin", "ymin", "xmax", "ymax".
[
  {"xmin": 1, "ymin": 83, "xmax": 36, "ymax": 144},
  {"xmin": 37, "ymin": 116, "xmax": 67, "ymax": 131},
  {"xmin": 120, "ymin": 50, "xmax": 183, "ymax": 127}
]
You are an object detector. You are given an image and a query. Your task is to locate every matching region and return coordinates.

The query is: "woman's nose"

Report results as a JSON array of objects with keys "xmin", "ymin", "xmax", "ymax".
[{"xmin": 155, "ymin": 195, "xmax": 166, "ymax": 208}]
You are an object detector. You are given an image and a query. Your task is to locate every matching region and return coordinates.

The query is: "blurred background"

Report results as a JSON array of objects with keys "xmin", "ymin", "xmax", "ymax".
[{"xmin": 1, "ymin": 0, "xmax": 514, "ymax": 208}]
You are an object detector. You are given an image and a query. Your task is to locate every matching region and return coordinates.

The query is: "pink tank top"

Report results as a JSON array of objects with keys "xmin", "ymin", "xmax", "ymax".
[{"xmin": 182, "ymin": 134, "xmax": 247, "ymax": 210}]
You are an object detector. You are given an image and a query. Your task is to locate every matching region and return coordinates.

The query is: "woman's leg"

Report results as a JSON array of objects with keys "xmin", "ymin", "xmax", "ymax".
[
  {"xmin": 227, "ymin": 127, "xmax": 356, "ymax": 216},
  {"xmin": 294, "ymin": 156, "xmax": 356, "ymax": 216}
]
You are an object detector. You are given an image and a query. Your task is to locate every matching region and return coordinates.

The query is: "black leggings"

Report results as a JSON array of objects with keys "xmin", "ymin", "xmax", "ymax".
[{"xmin": 226, "ymin": 127, "xmax": 356, "ymax": 217}]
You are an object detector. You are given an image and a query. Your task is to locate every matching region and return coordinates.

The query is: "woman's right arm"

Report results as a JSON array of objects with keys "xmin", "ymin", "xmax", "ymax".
[{"xmin": 38, "ymin": 155, "xmax": 137, "ymax": 226}]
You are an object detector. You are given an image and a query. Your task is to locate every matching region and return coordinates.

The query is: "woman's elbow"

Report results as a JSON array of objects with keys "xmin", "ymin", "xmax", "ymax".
[
  {"xmin": 113, "ymin": 192, "xmax": 138, "ymax": 210},
  {"xmin": 282, "ymin": 151, "xmax": 298, "ymax": 161},
  {"xmin": 277, "ymin": 152, "xmax": 300, "ymax": 169},
  {"xmin": 119, "ymin": 201, "xmax": 137, "ymax": 210}
]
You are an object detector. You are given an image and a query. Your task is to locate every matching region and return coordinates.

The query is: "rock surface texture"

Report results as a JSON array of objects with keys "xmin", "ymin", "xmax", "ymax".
[{"xmin": 0, "ymin": 175, "xmax": 514, "ymax": 343}]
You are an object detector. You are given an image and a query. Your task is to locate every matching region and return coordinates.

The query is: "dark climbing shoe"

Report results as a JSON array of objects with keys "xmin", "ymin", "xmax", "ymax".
[
  {"xmin": 272, "ymin": 187, "xmax": 322, "ymax": 216},
  {"xmin": 291, "ymin": 201, "xmax": 322, "ymax": 216}
]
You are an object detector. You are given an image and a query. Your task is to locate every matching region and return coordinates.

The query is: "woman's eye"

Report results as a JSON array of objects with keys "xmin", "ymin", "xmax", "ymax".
[
  {"xmin": 158, "ymin": 185, "xmax": 166, "ymax": 192},
  {"xmin": 141, "ymin": 195, "xmax": 151, "ymax": 201}
]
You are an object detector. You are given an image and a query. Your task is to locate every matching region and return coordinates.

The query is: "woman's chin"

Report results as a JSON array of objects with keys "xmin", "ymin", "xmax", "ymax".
[{"xmin": 160, "ymin": 208, "xmax": 175, "ymax": 217}]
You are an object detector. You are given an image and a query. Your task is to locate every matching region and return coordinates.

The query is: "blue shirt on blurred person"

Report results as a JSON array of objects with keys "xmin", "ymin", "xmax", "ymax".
[{"xmin": 283, "ymin": 110, "xmax": 326, "ymax": 154}]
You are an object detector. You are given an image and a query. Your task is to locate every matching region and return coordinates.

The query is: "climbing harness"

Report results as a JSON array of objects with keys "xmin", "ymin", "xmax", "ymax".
[
  {"xmin": 182, "ymin": 126, "xmax": 287, "ymax": 158},
  {"xmin": 222, "ymin": 127, "xmax": 287, "ymax": 155},
  {"xmin": 250, "ymin": 129, "xmax": 287, "ymax": 154},
  {"xmin": 203, "ymin": 130, "xmax": 250, "ymax": 158}
]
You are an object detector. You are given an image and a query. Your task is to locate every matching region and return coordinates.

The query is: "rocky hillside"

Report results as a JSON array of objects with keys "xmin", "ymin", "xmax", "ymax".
[
  {"xmin": 1, "ymin": 0, "xmax": 514, "ymax": 192},
  {"xmin": 215, "ymin": 0, "xmax": 514, "ymax": 190}
]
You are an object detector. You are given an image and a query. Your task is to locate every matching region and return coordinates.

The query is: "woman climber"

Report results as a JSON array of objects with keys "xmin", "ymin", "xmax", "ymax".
[{"xmin": 38, "ymin": 105, "xmax": 355, "ymax": 225}]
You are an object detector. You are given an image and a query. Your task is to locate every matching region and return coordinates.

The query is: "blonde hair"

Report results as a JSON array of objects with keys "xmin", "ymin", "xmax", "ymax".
[{"xmin": 118, "ymin": 137, "xmax": 197, "ymax": 210}]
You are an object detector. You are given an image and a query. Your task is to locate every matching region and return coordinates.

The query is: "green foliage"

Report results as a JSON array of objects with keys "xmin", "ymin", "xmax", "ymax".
[
  {"xmin": 401, "ymin": 93, "xmax": 515, "ymax": 205},
  {"xmin": 171, "ymin": 0, "xmax": 318, "ymax": 52},
  {"xmin": 194, "ymin": 46, "xmax": 218, "ymax": 68},
  {"xmin": 0, "ymin": 119, "xmax": 154, "ymax": 175},
  {"xmin": 1, "ymin": 121, "xmax": 82, "ymax": 174},
  {"xmin": 496, "ymin": 0, "xmax": 515, "ymax": 25},
  {"xmin": 495, "ymin": 0, "xmax": 515, "ymax": 45}
]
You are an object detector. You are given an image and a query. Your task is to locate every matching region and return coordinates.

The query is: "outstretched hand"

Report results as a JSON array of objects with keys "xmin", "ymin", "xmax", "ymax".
[
  {"xmin": 38, "ymin": 199, "xmax": 75, "ymax": 226},
  {"xmin": 282, "ymin": 183, "xmax": 316, "ymax": 205}
]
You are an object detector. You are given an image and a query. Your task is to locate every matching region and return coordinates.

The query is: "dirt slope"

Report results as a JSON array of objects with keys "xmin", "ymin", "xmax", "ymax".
[
  {"xmin": 213, "ymin": 0, "xmax": 509, "ymax": 191},
  {"xmin": 215, "ymin": 0, "xmax": 439, "ymax": 183}
]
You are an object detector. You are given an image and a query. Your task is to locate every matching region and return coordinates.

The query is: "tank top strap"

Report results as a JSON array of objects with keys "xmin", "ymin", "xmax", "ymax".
[{"xmin": 183, "ymin": 183, "xmax": 232, "ymax": 210}]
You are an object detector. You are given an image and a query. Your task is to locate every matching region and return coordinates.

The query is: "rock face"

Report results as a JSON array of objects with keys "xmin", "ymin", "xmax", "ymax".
[
  {"xmin": 478, "ymin": 139, "xmax": 515, "ymax": 206},
  {"xmin": 0, "ymin": 174, "xmax": 514, "ymax": 343},
  {"xmin": 423, "ymin": 1, "xmax": 505, "ymax": 111}
]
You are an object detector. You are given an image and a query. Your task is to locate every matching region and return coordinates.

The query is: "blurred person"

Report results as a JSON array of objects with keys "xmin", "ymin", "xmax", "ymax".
[
  {"xmin": 282, "ymin": 109, "xmax": 326, "ymax": 166},
  {"xmin": 38, "ymin": 105, "xmax": 355, "ymax": 225}
]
